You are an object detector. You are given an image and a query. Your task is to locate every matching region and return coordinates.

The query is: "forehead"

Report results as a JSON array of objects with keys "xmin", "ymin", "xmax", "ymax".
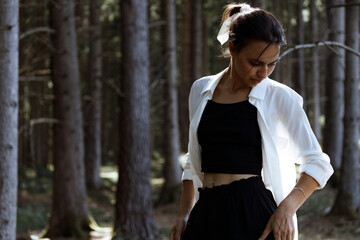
[{"xmin": 240, "ymin": 41, "xmax": 280, "ymax": 62}]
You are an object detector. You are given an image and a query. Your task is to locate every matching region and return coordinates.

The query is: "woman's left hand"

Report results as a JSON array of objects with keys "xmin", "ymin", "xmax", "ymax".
[{"xmin": 258, "ymin": 209, "xmax": 295, "ymax": 240}]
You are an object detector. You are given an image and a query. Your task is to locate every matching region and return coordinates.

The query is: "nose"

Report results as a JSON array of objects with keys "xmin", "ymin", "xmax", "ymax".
[{"xmin": 256, "ymin": 66, "xmax": 267, "ymax": 79}]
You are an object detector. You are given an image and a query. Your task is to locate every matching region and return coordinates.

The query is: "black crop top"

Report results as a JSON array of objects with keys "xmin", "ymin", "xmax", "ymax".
[{"xmin": 197, "ymin": 100, "xmax": 262, "ymax": 175}]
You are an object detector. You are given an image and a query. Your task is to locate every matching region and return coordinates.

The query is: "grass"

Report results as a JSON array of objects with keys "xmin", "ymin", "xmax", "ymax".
[
  {"xmin": 17, "ymin": 162, "xmax": 174, "ymax": 239},
  {"xmin": 17, "ymin": 164, "xmax": 360, "ymax": 240},
  {"xmin": 17, "ymin": 170, "xmax": 52, "ymax": 235}
]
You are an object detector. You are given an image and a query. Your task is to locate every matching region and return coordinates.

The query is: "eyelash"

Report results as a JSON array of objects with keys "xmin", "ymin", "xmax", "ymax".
[{"xmin": 251, "ymin": 62, "xmax": 277, "ymax": 67}]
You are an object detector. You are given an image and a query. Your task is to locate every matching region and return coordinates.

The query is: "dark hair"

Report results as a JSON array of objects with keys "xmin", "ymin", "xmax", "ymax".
[{"xmin": 221, "ymin": 3, "xmax": 286, "ymax": 56}]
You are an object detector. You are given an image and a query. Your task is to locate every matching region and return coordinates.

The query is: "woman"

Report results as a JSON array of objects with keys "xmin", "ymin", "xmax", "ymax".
[{"xmin": 170, "ymin": 3, "xmax": 333, "ymax": 240}]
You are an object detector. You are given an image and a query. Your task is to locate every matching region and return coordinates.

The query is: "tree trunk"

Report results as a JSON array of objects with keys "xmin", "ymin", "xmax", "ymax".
[
  {"xmin": 45, "ymin": 0, "xmax": 90, "ymax": 237},
  {"xmin": 101, "ymin": 12, "xmax": 120, "ymax": 165},
  {"xmin": 331, "ymin": 0, "xmax": 360, "ymax": 219},
  {"xmin": 323, "ymin": 0, "xmax": 345, "ymax": 182},
  {"xmin": 114, "ymin": 0, "xmax": 155, "ymax": 239},
  {"xmin": 294, "ymin": 0, "xmax": 306, "ymax": 101},
  {"xmin": 283, "ymin": 0, "xmax": 293, "ymax": 88},
  {"xmin": 0, "ymin": 0, "xmax": 19, "ymax": 239},
  {"xmin": 84, "ymin": 0, "xmax": 103, "ymax": 190},
  {"xmin": 179, "ymin": 0, "xmax": 191, "ymax": 152},
  {"xmin": 202, "ymin": 4, "xmax": 209, "ymax": 76},
  {"xmin": 30, "ymin": 83, "xmax": 47, "ymax": 175},
  {"xmin": 33, "ymin": 1, "xmax": 51, "ymax": 177},
  {"xmin": 190, "ymin": 0, "xmax": 202, "ymax": 81},
  {"xmin": 157, "ymin": 0, "xmax": 182, "ymax": 206},
  {"xmin": 309, "ymin": 0, "xmax": 322, "ymax": 142},
  {"xmin": 272, "ymin": 0, "xmax": 280, "ymax": 81},
  {"xmin": 179, "ymin": 0, "xmax": 203, "ymax": 153},
  {"xmin": 251, "ymin": 0, "xmax": 264, "ymax": 8}
]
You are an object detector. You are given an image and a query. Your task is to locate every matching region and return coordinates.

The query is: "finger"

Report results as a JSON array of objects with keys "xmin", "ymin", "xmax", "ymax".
[
  {"xmin": 286, "ymin": 230, "xmax": 291, "ymax": 240},
  {"xmin": 258, "ymin": 220, "xmax": 272, "ymax": 240},
  {"xmin": 273, "ymin": 231, "xmax": 281, "ymax": 240},
  {"xmin": 169, "ymin": 230, "xmax": 174, "ymax": 240},
  {"xmin": 281, "ymin": 227, "xmax": 288, "ymax": 240},
  {"xmin": 170, "ymin": 227, "xmax": 179, "ymax": 240},
  {"xmin": 288, "ymin": 228, "xmax": 295, "ymax": 240},
  {"xmin": 291, "ymin": 229, "xmax": 295, "ymax": 240},
  {"xmin": 169, "ymin": 227, "xmax": 175, "ymax": 240}
]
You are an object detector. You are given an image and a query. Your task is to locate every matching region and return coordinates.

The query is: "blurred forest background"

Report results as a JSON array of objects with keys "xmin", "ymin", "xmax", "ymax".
[{"xmin": 1, "ymin": 0, "xmax": 360, "ymax": 239}]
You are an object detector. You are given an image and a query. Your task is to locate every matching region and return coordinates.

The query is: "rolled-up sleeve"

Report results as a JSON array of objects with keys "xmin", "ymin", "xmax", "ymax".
[
  {"xmin": 298, "ymin": 152, "xmax": 333, "ymax": 188},
  {"xmin": 181, "ymin": 152, "xmax": 196, "ymax": 181},
  {"xmin": 283, "ymin": 94, "xmax": 334, "ymax": 188},
  {"xmin": 180, "ymin": 82, "xmax": 199, "ymax": 182}
]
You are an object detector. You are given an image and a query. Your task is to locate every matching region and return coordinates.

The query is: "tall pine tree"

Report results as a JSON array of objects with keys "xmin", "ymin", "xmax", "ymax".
[{"xmin": 114, "ymin": 0, "xmax": 155, "ymax": 239}]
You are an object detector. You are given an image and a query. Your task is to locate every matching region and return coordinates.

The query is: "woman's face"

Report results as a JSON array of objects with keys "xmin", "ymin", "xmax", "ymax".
[{"xmin": 230, "ymin": 40, "xmax": 280, "ymax": 88}]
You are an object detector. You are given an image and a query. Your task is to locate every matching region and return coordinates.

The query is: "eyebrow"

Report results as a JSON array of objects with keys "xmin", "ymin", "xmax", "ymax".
[{"xmin": 249, "ymin": 58, "xmax": 279, "ymax": 65}]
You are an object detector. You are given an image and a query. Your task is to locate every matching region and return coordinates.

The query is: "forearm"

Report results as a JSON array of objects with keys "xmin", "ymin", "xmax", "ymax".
[
  {"xmin": 278, "ymin": 173, "xmax": 319, "ymax": 215},
  {"xmin": 177, "ymin": 180, "xmax": 196, "ymax": 220}
]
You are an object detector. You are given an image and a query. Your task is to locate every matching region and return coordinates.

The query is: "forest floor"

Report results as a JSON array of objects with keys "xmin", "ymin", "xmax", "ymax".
[{"xmin": 17, "ymin": 163, "xmax": 360, "ymax": 240}]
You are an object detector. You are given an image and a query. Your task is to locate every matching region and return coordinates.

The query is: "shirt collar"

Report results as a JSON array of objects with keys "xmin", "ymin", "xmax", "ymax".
[
  {"xmin": 200, "ymin": 68, "xmax": 227, "ymax": 95},
  {"xmin": 249, "ymin": 77, "xmax": 269, "ymax": 100},
  {"xmin": 200, "ymin": 68, "xmax": 269, "ymax": 100}
]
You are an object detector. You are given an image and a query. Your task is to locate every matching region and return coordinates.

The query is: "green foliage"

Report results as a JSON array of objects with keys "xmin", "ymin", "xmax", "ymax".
[
  {"xmin": 17, "ymin": 166, "xmax": 116, "ymax": 236},
  {"xmin": 155, "ymin": 227, "xmax": 172, "ymax": 240},
  {"xmin": 17, "ymin": 169, "xmax": 52, "ymax": 234},
  {"xmin": 17, "ymin": 198, "xmax": 50, "ymax": 234},
  {"xmin": 18, "ymin": 168, "xmax": 53, "ymax": 194},
  {"xmin": 101, "ymin": 0, "xmax": 120, "ymax": 22}
]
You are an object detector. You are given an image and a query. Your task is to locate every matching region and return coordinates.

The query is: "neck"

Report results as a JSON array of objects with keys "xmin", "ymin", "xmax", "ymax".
[{"xmin": 225, "ymin": 67, "xmax": 251, "ymax": 94}]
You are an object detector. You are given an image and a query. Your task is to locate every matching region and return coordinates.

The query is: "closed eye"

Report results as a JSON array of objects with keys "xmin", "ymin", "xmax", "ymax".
[
  {"xmin": 269, "ymin": 62, "xmax": 277, "ymax": 67},
  {"xmin": 249, "ymin": 58, "xmax": 278, "ymax": 67}
]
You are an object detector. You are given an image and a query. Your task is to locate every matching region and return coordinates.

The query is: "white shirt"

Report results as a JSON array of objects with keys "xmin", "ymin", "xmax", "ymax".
[{"xmin": 181, "ymin": 69, "xmax": 334, "ymax": 239}]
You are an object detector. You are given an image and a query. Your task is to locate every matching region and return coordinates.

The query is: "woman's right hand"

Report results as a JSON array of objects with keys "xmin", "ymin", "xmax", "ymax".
[
  {"xmin": 170, "ymin": 180, "xmax": 195, "ymax": 240},
  {"xmin": 170, "ymin": 217, "xmax": 187, "ymax": 240}
]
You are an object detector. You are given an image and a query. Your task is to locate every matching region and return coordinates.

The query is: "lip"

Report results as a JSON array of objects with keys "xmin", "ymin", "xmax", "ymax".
[{"xmin": 250, "ymin": 78, "xmax": 262, "ymax": 84}]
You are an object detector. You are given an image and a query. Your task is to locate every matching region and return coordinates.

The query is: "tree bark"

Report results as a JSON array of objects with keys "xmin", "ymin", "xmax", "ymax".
[
  {"xmin": 114, "ymin": 0, "xmax": 155, "ymax": 239},
  {"xmin": 294, "ymin": 0, "xmax": 306, "ymax": 101},
  {"xmin": 0, "ymin": 0, "xmax": 19, "ymax": 239},
  {"xmin": 331, "ymin": 0, "xmax": 360, "ymax": 218},
  {"xmin": 30, "ymin": 82, "xmax": 49, "ymax": 176},
  {"xmin": 323, "ymin": 0, "xmax": 345, "ymax": 177},
  {"xmin": 46, "ymin": 0, "xmax": 90, "ymax": 237},
  {"xmin": 309, "ymin": 0, "xmax": 322, "ymax": 142},
  {"xmin": 157, "ymin": 0, "xmax": 182, "ymax": 206},
  {"xmin": 251, "ymin": 0, "xmax": 264, "ymax": 8},
  {"xmin": 84, "ymin": 0, "xmax": 103, "ymax": 190},
  {"xmin": 179, "ymin": 0, "xmax": 192, "ymax": 152},
  {"xmin": 282, "ymin": 0, "xmax": 293, "ymax": 87},
  {"xmin": 179, "ymin": 0, "xmax": 202, "ymax": 153},
  {"xmin": 190, "ymin": 0, "xmax": 202, "ymax": 81}
]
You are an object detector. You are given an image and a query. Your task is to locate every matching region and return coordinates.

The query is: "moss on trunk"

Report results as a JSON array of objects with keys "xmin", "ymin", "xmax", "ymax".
[{"xmin": 43, "ymin": 214, "xmax": 96, "ymax": 238}]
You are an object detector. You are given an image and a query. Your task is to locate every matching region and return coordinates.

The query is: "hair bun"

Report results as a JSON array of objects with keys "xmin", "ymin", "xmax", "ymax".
[
  {"xmin": 229, "ymin": 6, "xmax": 241, "ymax": 17},
  {"xmin": 230, "ymin": 3, "xmax": 252, "ymax": 17},
  {"xmin": 222, "ymin": 3, "xmax": 253, "ymax": 24}
]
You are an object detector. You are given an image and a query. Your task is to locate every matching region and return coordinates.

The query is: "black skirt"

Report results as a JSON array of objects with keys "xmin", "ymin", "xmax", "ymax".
[{"xmin": 182, "ymin": 176, "xmax": 276, "ymax": 240}]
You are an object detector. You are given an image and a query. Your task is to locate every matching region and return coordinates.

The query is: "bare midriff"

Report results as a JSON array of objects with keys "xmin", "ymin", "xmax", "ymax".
[{"xmin": 202, "ymin": 173, "xmax": 259, "ymax": 188}]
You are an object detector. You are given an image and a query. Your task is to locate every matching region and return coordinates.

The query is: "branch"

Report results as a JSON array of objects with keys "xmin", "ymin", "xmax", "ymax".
[
  {"xmin": 30, "ymin": 118, "xmax": 59, "ymax": 126},
  {"xmin": 279, "ymin": 41, "xmax": 360, "ymax": 60},
  {"xmin": 20, "ymin": 27, "xmax": 55, "ymax": 40},
  {"xmin": 328, "ymin": 2, "xmax": 360, "ymax": 9},
  {"xmin": 19, "ymin": 118, "xmax": 59, "ymax": 135},
  {"xmin": 19, "ymin": 76, "xmax": 50, "ymax": 82},
  {"xmin": 103, "ymin": 78, "xmax": 125, "ymax": 98},
  {"xmin": 149, "ymin": 20, "xmax": 166, "ymax": 29}
]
